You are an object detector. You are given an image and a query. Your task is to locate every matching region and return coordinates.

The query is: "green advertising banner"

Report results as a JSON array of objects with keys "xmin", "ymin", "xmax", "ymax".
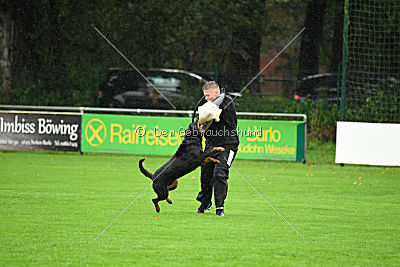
[
  {"xmin": 237, "ymin": 119, "xmax": 305, "ymax": 161},
  {"xmin": 81, "ymin": 114, "xmax": 305, "ymax": 161}
]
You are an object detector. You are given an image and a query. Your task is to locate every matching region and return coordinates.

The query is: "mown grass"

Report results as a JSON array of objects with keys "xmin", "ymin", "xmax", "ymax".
[{"xmin": 0, "ymin": 144, "xmax": 399, "ymax": 266}]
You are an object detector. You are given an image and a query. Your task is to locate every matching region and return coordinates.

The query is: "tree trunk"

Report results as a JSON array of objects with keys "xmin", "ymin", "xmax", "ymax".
[
  {"xmin": 46, "ymin": 0, "xmax": 65, "ymax": 92},
  {"xmin": 298, "ymin": 0, "xmax": 327, "ymax": 79},
  {"xmin": 0, "ymin": 6, "xmax": 12, "ymax": 102},
  {"xmin": 329, "ymin": 0, "xmax": 344, "ymax": 73},
  {"xmin": 225, "ymin": 0, "xmax": 265, "ymax": 94}
]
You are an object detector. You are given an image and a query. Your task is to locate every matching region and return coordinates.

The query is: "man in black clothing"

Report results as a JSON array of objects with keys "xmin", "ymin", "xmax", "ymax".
[{"xmin": 195, "ymin": 81, "xmax": 239, "ymax": 216}]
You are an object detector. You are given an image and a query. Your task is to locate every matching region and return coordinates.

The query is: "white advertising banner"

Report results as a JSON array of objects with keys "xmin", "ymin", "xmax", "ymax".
[{"xmin": 335, "ymin": 121, "xmax": 400, "ymax": 166}]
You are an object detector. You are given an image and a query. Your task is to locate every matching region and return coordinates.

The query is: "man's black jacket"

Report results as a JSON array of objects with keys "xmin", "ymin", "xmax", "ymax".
[{"xmin": 204, "ymin": 95, "xmax": 239, "ymax": 147}]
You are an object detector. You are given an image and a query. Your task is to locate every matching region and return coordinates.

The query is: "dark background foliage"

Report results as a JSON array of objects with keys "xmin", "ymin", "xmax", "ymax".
[{"xmin": 0, "ymin": 0, "xmax": 360, "ymax": 140}]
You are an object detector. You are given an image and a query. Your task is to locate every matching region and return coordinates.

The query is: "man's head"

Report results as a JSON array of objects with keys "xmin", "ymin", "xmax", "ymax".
[{"xmin": 202, "ymin": 81, "xmax": 220, "ymax": 102}]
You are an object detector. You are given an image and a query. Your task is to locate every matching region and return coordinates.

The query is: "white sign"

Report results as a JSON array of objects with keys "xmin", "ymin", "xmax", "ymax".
[{"xmin": 335, "ymin": 121, "xmax": 400, "ymax": 166}]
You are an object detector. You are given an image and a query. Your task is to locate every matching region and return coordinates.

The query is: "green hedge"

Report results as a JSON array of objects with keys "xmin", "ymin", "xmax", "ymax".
[{"xmin": 236, "ymin": 93, "xmax": 338, "ymax": 141}]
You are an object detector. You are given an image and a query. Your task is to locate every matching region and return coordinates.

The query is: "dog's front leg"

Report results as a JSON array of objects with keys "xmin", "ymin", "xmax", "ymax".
[
  {"xmin": 211, "ymin": 147, "xmax": 225, "ymax": 153},
  {"xmin": 200, "ymin": 147, "xmax": 225, "ymax": 164},
  {"xmin": 202, "ymin": 157, "xmax": 219, "ymax": 165}
]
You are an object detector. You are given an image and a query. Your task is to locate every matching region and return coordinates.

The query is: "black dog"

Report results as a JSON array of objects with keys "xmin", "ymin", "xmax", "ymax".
[{"xmin": 139, "ymin": 121, "xmax": 224, "ymax": 213}]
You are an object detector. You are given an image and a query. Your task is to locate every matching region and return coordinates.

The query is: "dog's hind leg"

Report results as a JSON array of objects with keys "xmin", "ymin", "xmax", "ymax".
[
  {"xmin": 152, "ymin": 198, "xmax": 161, "ymax": 213},
  {"xmin": 152, "ymin": 183, "xmax": 170, "ymax": 212},
  {"xmin": 166, "ymin": 180, "xmax": 176, "ymax": 204},
  {"xmin": 167, "ymin": 180, "xmax": 178, "ymax": 191}
]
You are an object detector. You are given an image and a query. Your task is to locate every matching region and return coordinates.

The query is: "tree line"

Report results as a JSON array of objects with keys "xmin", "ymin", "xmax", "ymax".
[{"xmin": 0, "ymin": 0, "xmax": 343, "ymax": 107}]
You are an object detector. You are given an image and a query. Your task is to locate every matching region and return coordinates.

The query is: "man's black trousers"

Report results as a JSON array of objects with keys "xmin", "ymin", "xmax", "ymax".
[{"xmin": 196, "ymin": 144, "xmax": 238, "ymax": 208}]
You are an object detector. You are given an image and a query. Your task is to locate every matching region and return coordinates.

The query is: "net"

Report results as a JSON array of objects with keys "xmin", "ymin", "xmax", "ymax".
[{"xmin": 341, "ymin": 0, "xmax": 400, "ymax": 122}]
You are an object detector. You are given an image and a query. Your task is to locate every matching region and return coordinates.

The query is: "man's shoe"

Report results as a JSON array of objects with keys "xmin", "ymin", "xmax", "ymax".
[
  {"xmin": 216, "ymin": 208, "xmax": 225, "ymax": 216},
  {"xmin": 195, "ymin": 202, "xmax": 212, "ymax": 213}
]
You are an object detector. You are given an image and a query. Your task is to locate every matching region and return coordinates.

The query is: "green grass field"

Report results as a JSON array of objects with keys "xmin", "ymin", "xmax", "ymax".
[{"xmin": 1, "ymin": 143, "xmax": 399, "ymax": 266}]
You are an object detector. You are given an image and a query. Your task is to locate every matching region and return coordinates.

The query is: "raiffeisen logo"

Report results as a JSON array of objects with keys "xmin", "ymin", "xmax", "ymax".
[
  {"xmin": 85, "ymin": 118, "xmax": 107, "ymax": 147},
  {"xmin": 108, "ymin": 123, "xmax": 182, "ymax": 146}
]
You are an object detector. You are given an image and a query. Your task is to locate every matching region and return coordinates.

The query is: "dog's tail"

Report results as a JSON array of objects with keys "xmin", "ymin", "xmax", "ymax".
[{"xmin": 139, "ymin": 158, "xmax": 153, "ymax": 180}]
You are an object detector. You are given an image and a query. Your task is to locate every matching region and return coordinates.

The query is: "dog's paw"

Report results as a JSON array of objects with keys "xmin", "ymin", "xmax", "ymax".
[
  {"xmin": 166, "ymin": 197, "xmax": 173, "ymax": 204},
  {"xmin": 214, "ymin": 147, "xmax": 225, "ymax": 152}
]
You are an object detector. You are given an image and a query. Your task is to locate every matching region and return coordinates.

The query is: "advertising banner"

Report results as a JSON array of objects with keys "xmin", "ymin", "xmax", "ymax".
[
  {"xmin": 0, "ymin": 112, "xmax": 81, "ymax": 152},
  {"xmin": 82, "ymin": 114, "xmax": 305, "ymax": 161},
  {"xmin": 237, "ymin": 119, "xmax": 305, "ymax": 161}
]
